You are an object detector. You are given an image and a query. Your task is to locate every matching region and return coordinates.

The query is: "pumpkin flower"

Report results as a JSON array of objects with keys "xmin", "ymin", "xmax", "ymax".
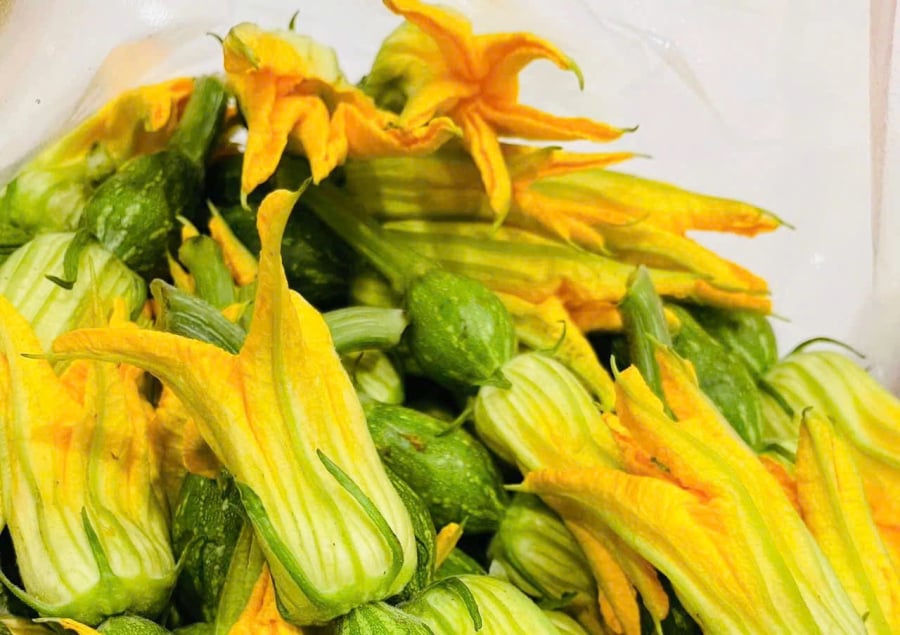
[
  {"xmin": 382, "ymin": 220, "xmax": 772, "ymax": 315},
  {"xmin": 522, "ymin": 346, "xmax": 865, "ymax": 634},
  {"xmin": 341, "ymin": 145, "xmax": 777, "ymax": 292},
  {"xmin": 0, "ymin": 78, "xmax": 193, "ymax": 233},
  {"xmin": 795, "ymin": 410, "xmax": 900, "ymax": 634},
  {"xmin": 367, "ymin": 0, "xmax": 628, "ymax": 217},
  {"xmin": 761, "ymin": 349, "xmax": 900, "ymax": 573},
  {"xmin": 0, "ymin": 299, "xmax": 174, "ymax": 625},
  {"xmin": 223, "ymin": 22, "xmax": 457, "ymax": 199},
  {"xmin": 53, "ymin": 188, "xmax": 417, "ymax": 625}
]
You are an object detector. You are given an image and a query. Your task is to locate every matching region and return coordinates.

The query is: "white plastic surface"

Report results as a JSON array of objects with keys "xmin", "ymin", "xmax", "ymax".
[{"xmin": 0, "ymin": 0, "xmax": 894, "ymax": 381}]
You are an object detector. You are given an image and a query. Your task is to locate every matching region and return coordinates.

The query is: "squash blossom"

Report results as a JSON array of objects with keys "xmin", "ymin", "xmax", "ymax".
[
  {"xmin": 342, "ymin": 144, "xmax": 777, "ymax": 292},
  {"xmin": 489, "ymin": 493, "xmax": 605, "ymax": 634},
  {"xmin": 0, "ymin": 78, "xmax": 193, "ymax": 233},
  {"xmin": 474, "ymin": 352, "xmax": 668, "ymax": 635},
  {"xmin": 522, "ymin": 346, "xmax": 865, "ymax": 634},
  {"xmin": 222, "ymin": 22, "xmax": 457, "ymax": 199},
  {"xmin": 53, "ymin": 189, "xmax": 417, "ymax": 625},
  {"xmin": 794, "ymin": 410, "xmax": 900, "ymax": 635},
  {"xmin": 366, "ymin": 0, "xmax": 627, "ymax": 218},
  {"xmin": 402, "ymin": 575, "xmax": 562, "ymax": 635},
  {"xmin": 761, "ymin": 349, "xmax": 900, "ymax": 576},
  {"xmin": 382, "ymin": 220, "xmax": 771, "ymax": 315},
  {"xmin": 0, "ymin": 299, "xmax": 174, "ymax": 625}
]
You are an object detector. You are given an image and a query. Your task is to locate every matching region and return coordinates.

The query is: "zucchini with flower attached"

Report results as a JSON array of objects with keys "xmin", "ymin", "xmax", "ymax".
[
  {"xmin": 53, "ymin": 189, "xmax": 417, "ymax": 625},
  {"xmin": 303, "ymin": 182, "xmax": 517, "ymax": 391},
  {"xmin": 0, "ymin": 299, "xmax": 175, "ymax": 625},
  {"xmin": 687, "ymin": 305, "xmax": 777, "ymax": 377},
  {"xmin": 55, "ymin": 76, "xmax": 227, "ymax": 285},
  {"xmin": 365, "ymin": 401, "xmax": 508, "ymax": 533}
]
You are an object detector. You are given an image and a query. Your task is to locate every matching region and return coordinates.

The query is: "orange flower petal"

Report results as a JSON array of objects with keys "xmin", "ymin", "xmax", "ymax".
[
  {"xmin": 457, "ymin": 107, "xmax": 513, "ymax": 216},
  {"xmin": 382, "ymin": 0, "xmax": 483, "ymax": 78},
  {"xmin": 480, "ymin": 100, "xmax": 625, "ymax": 142}
]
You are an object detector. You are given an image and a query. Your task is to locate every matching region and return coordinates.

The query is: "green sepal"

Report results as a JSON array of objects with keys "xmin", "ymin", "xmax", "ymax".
[{"xmin": 45, "ymin": 229, "xmax": 94, "ymax": 289}]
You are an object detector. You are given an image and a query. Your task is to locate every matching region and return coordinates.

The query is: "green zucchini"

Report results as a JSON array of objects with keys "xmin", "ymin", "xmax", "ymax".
[
  {"xmin": 687, "ymin": 305, "xmax": 778, "ymax": 377},
  {"xmin": 304, "ymin": 183, "xmax": 517, "ymax": 391},
  {"xmin": 335, "ymin": 602, "xmax": 435, "ymax": 635},
  {"xmin": 435, "ymin": 549, "xmax": 486, "ymax": 579},
  {"xmin": 669, "ymin": 305, "xmax": 763, "ymax": 449},
  {"xmin": 171, "ymin": 475, "xmax": 245, "ymax": 623},
  {"xmin": 387, "ymin": 470, "xmax": 436, "ymax": 601},
  {"xmin": 405, "ymin": 269, "xmax": 516, "ymax": 391},
  {"xmin": 364, "ymin": 402, "xmax": 508, "ymax": 533},
  {"xmin": 60, "ymin": 76, "xmax": 227, "ymax": 283},
  {"xmin": 96, "ymin": 616, "xmax": 172, "ymax": 635}
]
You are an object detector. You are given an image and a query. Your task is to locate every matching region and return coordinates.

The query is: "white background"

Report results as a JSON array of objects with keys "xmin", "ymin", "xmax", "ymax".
[{"xmin": 0, "ymin": 0, "xmax": 897, "ymax": 385}]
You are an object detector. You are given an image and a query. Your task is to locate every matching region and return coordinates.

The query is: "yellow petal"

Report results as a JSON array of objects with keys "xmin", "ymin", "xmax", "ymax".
[
  {"xmin": 209, "ymin": 212, "xmax": 259, "ymax": 287},
  {"xmin": 332, "ymin": 102, "xmax": 458, "ymax": 161},
  {"xmin": 481, "ymin": 100, "xmax": 624, "ymax": 143},
  {"xmin": 457, "ymin": 107, "xmax": 512, "ymax": 216},
  {"xmin": 383, "ymin": 0, "xmax": 483, "ymax": 79},
  {"xmin": 796, "ymin": 411, "xmax": 900, "ymax": 634},
  {"xmin": 229, "ymin": 565, "xmax": 306, "ymax": 635},
  {"xmin": 480, "ymin": 32, "xmax": 583, "ymax": 101},
  {"xmin": 434, "ymin": 523, "xmax": 463, "ymax": 568}
]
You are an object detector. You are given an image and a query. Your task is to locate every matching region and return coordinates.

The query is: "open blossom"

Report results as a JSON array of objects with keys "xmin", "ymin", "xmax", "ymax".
[
  {"xmin": 223, "ymin": 22, "xmax": 457, "ymax": 200},
  {"xmin": 366, "ymin": 0, "xmax": 627, "ymax": 217}
]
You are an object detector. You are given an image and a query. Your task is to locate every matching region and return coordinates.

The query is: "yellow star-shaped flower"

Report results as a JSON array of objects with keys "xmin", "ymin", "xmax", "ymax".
[{"xmin": 367, "ymin": 0, "xmax": 627, "ymax": 217}]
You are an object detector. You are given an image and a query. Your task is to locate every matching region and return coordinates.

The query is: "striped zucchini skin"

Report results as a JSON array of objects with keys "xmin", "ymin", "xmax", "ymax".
[
  {"xmin": 84, "ymin": 150, "xmax": 200, "ymax": 279},
  {"xmin": 170, "ymin": 475, "xmax": 244, "ymax": 624},
  {"xmin": 365, "ymin": 402, "xmax": 508, "ymax": 534},
  {"xmin": 387, "ymin": 470, "xmax": 437, "ymax": 601},
  {"xmin": 405, "ymin": 269, "xmax": 516, "ymax": 392}
]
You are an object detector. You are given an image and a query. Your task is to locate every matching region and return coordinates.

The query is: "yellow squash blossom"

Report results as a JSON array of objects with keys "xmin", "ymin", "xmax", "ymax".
[
  {"xmin": 223, "ymin": 23, "xmax": 456, "ymax": 199},
  {"xmin": 522, "ymin": 347, "xmax": 865, "ymax": 634},
  {"xmin": 367, "ymin": 0, "xmax": 627, "ymax": 217},
  {"xmin": 0, "ymin": 299, "xmax": 174, "ymax": 625},
  {"xmin": 795, "ymin": 410, "xmax": 900, "ymax": 634},
  {"xmin": 474, "ymin": 352, "xmax": 668, "ymax": 635},
  {"xmin": 342, "ymin": 145, "xmax": 778, "ymax": 292},
  {"xmin": 0, "ymin": 78, "xmax": 193, "ymax": 232},
  {"xmin": 383, "ymin": 220, "xmax": 771, "ymax": 314},
  {"xmin": 761, "ymin": 349, "xmax": 900, "ymax": 573},
  {"xmin": 53, "ymin": 189, "xmax": 416, "ymax": 625}
]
